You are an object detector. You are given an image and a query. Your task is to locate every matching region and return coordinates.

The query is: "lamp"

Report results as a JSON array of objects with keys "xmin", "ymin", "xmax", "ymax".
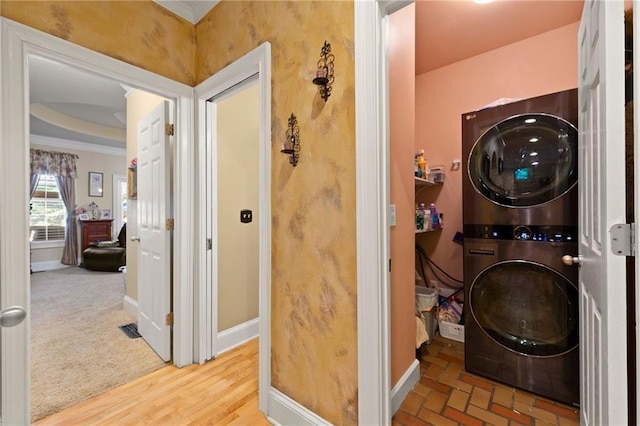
[
  {"xmin": 281, "ymin": 113, "xmax": 300, "ymax": 167},
  {"xmin": 312, "ymin": 41, "xmax": 334, "ymax": 102}
]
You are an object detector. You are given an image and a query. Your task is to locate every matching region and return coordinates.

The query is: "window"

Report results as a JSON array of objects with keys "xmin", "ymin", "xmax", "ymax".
[{"xmin": 30, "ymin": 175, "xmax": 66, "ymax": 242}]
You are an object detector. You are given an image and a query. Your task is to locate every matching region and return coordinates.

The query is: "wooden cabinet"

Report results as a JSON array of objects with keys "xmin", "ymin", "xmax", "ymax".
[{"xmin": 80, "ymin": 219, "xmax": 113, "ymax": 252}]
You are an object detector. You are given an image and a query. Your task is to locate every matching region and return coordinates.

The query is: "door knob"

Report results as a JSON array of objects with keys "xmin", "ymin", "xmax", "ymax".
[
  {"xmin": 562, "ymin": 254, "xmax": 583, "ymax": 266},
  {"xmin": 0, "ymin": 306, "xmax": 27, "ymax": 327},
  {"xmin": 131, "ymin": 236, "xmax": 140, "ymax": 242}
]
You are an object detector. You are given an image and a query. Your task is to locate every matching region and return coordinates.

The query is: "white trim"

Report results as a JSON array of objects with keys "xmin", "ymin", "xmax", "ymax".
[
  {"xmin": 30, "ymin": 240, "xmax": 65, "ymax": 249},
  {"xmin": 30, "ymin": 260, "xmax": 66, "ymax": 272},
  {"xmin": 112, "ymin": 174, "xmax": 127, "ymax": 239},
  {"xmin": 390, "ymin": 360, "xmax": 420, "ymax": 415},
  {"xmin": 217, "ymin": 318, "xmax": 259, "ymax": 355},
  {"xmin": 355, "ymin": 2, "xmax": 390, "ymax": 424},
  {"xmin": 152, "ymin": 0, "xmax": 219, "ymax": 24},
  {"xmin": 30, "ymin": 134, "xmax": 126, "ymax": 156},
  {"xmin": 123, "ymin": 295, "xmax": 138, "ymax": 321},
  {"xmin": 266, "ymin": 388, "xmax": 331, "ymax": 426},
  {"xmin": 1, "ymin": 18, "xmax": 196, "ymax": 421},
  {"xmin": 194, "ymin": 42, "xmax": 271, "ymax": 413}
]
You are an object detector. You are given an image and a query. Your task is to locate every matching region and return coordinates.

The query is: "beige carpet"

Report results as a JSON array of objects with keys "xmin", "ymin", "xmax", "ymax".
[{"xmin": 30, "ymin": 267, "xmax": 167, "ymax": 422}]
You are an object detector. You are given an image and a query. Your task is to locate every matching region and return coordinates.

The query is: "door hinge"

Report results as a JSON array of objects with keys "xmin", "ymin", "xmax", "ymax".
[
  {"xmin": 166, "ymin": 218, "xmax": 174, "ymax": 231},
  {"xmin": 610, "ymin": 223, "xmax": 635, "ymax": 256},
  {"xmin": 165, "ymin": 123, "xmax": 174, "ymax": 136},
  {"xmin": 166, "ymin": 312, "xmax": 174, "ymax": 326},
  {"xmin": 206, "ymin": 238, "xmax": 212, "ymax": 250}
]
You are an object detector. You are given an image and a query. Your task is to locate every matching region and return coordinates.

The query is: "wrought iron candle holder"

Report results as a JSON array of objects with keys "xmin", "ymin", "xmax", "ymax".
[
  {"xmin": 312, "ymin": 41, "xmax": 334, "ymax": 102},
  {"xmin": 281, "ymin": 113, "xmax": 300, "ymax": 167}
]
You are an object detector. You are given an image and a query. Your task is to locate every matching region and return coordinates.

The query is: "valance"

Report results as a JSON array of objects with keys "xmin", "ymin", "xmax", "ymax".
[{"xmin": 30, "ymin": 149, "xmax": 79, "ymax": 178}]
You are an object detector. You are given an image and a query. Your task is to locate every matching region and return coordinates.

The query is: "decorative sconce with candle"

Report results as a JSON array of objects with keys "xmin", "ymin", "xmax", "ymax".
[
  {"xmin": 312, "ymin": 41, "xmax": 334, "ymax": 102},
  {"xmin": 281, "ymin": 113, "xmax": 300, "ymax": 167}
]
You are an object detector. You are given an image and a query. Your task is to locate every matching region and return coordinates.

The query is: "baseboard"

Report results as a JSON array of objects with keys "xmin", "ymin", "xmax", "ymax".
[
  {"xmin": 391, "ymin": 359, "xmax": 420, "ymax": 415},
  {"xmin": 267, "ymin": 387, "xmax": 330, "ymax": 426},
  {"xmin": 123, "ymin": 295, "xmax": 138, "ymax": 320},
  {"xmin": 217, "ymin": 318, "xmax": 259, "ymax": 355},
  {"xmin": 31, "ymin": 260, "xmax": 66, "ymax": 272}
]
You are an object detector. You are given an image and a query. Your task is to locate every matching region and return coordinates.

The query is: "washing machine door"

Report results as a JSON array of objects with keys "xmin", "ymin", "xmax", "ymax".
[
  {"xmin": 468, "ymin": 113, "xmax": 578, "ymax": 207},
  {"xmin": 469, "ymin": 260, "xmax": 578, "ymax": 357}
]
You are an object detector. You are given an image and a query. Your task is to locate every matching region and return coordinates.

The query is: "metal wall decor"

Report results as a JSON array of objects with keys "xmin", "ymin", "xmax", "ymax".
[
  {"xmin": 281, "ymin": 113, "xmax": 300, "ymax": 166},
  {"xmin": 312, "ymin": 41, "xmax": 334, "ymax": 102}
]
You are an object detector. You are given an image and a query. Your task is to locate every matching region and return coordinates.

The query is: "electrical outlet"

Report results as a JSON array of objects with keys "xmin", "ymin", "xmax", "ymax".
[
  {"xmin": 430, "ymin": 280, "xmax": 438, "ymax": 288},
  {"xmin": 240, "ymin": 209, "xmax": 252, "ymax": 223}
]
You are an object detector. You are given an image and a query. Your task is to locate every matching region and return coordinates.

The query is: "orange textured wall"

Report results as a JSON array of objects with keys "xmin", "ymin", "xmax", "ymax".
[
  {"xmin": 0, "ymin": 1, "xmax": 195, "ymax": 86},
  {"xmin": 415, "ymin": 22, "xmax": 580, "ymax": 288},
  {"xmin": 389, "ymin": 4, "xmax": 416, "ymax": 387},
  {"xmin": 196, "ymin": 2, "xmax": 357, "ymax": 423}
]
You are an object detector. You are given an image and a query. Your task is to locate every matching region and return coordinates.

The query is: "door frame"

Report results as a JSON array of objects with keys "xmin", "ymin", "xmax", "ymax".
[
  {"xmin": 112, "ymin": 173, "xmax": 127, "ymax": 240},
  {"xmin": 194, "ymin": 42, "xmax": 271, "ymax": 412},
  {"xmin": 0, "ymin": 18, "xmax": 195, "ymax": 423},
  {"xmin": 354, "ymin": 1, "xmax": 412, "ymax": 423}
]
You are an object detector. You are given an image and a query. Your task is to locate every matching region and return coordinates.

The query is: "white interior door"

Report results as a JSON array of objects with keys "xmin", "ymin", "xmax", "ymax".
[
  {"xmin": 578, "ymin": 1, "xmax": 628, "ymax": 424},
  {"xmin": 136, "ymin": 100, "xmax": 172, "ymax": 362}
]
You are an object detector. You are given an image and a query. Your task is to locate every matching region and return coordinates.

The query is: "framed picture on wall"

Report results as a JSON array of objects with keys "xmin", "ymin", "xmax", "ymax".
[{"xmin": 89, "ymin": 172, "xmax": 103, "ymax": 197}]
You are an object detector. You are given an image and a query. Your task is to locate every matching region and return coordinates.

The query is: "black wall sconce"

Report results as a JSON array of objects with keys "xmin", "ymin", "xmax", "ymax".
[
  {"xmin": 281, "ymin": 113, "xmax": 300, "ymax": 167},
  {"xmin": 312, "ymin": 41, "xmax": 334, "ymax": 102}
]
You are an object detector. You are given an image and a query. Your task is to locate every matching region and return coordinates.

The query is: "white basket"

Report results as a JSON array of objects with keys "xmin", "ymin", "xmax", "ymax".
[
  {"xmin": 438, "ymin": 320, "xmax": 464, "ymax": 343},
  {"xmin": 415, "ymin": 286, "xmax": 437, "ymax": 310}
]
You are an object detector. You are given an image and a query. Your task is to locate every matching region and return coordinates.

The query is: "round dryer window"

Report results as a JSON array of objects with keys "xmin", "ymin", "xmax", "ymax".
[
  {"xmin": 468, "ymin": 113, "xmax": 578, "ymax": 207},
  {"xmin": 469, "ymin": 260, "xmax": 579, "ymax": 357}
]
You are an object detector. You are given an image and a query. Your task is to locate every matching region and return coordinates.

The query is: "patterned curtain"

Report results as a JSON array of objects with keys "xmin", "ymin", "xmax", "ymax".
[
  {"xmin": 30, "ymin": 149, "xmax": 79, "ymax": 265},
  {"xmin": 30, "ymin": 149, "xmax": 79, "ymax": 177},
  {"xmin": 56, "ymin": 176, "xmax": 78, "ymax": 266}
]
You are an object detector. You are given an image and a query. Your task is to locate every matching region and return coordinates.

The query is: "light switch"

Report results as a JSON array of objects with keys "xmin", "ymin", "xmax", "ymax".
[{"xmin": 389, "ymin": 204, "xmax": 396, "ymax": 227}]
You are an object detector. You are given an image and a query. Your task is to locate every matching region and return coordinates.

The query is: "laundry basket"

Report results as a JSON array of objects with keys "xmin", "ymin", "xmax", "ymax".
[{"xmin": 415, "ymin": 286, "xmax": 438, "ymax": 344}]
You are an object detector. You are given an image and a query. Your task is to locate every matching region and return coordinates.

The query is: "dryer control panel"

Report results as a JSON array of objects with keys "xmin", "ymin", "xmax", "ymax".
[{"xmin": 463, "ymin": 224, "xmax": 577, "ymax": 242}]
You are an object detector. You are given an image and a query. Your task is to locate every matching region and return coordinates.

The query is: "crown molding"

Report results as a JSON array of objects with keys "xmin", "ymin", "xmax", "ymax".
[
  {"xmin": 153, "ymin": 0, "xmax": 219, "ymax": 24},
  {"xmin": 30, "ymin": 134, "xmax": 126, "ymax": 157}
]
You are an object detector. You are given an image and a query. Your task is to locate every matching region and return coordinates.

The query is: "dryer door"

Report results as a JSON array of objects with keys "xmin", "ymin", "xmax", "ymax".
[
  {"xmin": 469, "ymin": 260, "xmax": 579, "ymax": 356},
  {"xmin": 468, "ymin": 114, "xmax": 578, "ymax": 207}
]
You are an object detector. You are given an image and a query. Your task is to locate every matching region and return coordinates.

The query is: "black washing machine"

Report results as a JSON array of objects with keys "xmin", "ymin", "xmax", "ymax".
[
  {"xmin": 463, "ymin": 225, "xmax": 579, "ymax": 407},
  {"xmin": 461, "ymin": 89, "xmax": 579, "ymax": 406},
  {"xmin": 462, "ymin": 89, "xmax": 578, "ymax": 226}
]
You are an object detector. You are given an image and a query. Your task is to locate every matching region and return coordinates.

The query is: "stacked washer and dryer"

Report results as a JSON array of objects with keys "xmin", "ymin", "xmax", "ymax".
[{"xmin": 461, "ymin": 89, "xmax": 580, "ymax": 407}]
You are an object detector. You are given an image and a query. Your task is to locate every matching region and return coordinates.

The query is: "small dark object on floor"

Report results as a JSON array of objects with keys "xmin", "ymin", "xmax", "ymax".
[{"xmin": 119, "ymin": 323, "xmax": 141, "ymax": 339}]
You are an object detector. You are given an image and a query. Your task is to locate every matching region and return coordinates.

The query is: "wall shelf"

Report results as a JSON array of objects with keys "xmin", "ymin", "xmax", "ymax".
[
  {"xmin": 415, "ymin": 176, "xmax": 442, "ymax": 196},
  {"xmin": 415, "ymin": 227, "xmax": 443, "ymax": 235}
]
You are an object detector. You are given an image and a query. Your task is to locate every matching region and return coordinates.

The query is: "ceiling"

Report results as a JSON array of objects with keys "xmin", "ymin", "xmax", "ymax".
[
  {"xmin": 415, "ymin": 0, "xmax": 584, "ymax": 75},
  {"xmin": 28, "ymin": 1, "xmax": 584, "ymax": 149}
]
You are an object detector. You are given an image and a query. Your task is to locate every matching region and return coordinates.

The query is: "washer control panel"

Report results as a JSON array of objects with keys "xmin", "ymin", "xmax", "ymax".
[{"xmin": 464, "ymin": 224, "xmax": 577, "ymax": 242}]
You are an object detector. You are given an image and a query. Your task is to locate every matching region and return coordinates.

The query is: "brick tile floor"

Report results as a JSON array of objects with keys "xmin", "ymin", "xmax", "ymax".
[{"xmin": 393, "ymin": 334, "xmax": 580, "ymax": 426}]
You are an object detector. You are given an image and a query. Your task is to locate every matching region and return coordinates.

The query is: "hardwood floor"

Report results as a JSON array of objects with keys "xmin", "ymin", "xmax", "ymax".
[{"xmin": 35, "ymin": 339, "xmax": 269, "ymax": 425}]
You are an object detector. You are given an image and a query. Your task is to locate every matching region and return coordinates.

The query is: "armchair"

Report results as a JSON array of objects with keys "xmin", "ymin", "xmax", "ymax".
[{"xmin": 82, "ymin": 223, "xmax": 127, "ymax": 272}]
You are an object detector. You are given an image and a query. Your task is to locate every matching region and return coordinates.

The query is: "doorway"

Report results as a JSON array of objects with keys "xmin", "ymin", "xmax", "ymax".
[
  {"xmin": 195, "ymin": 42, "xmax": 271, "ymax": 412},
  {"xmin": 0, "ymin": 18, "xmax": 195, "ymax": 423},
  {"xmin": 27, "ymin": 55, "xmax": 171, "ymax": 421}
]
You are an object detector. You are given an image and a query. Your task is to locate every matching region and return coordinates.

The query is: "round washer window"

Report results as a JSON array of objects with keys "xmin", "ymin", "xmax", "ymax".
[
  {"xmin": 469, "ymin": 260, "xmax": 578, "ymax": 357},
  {"xmin": 468, "ymin": 114, "xmax": 577, "ymax": 207}
]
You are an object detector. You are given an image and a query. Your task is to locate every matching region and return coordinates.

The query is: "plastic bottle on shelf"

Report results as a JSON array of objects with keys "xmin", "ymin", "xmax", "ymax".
[
  {"xmin": 439, "ymin": 213, "xmax": 444, "ymax": 229},
  {"xmin": 416, "ymin": 204, "xmax": 424, "ymax": 231},
  {"xmin": 419, "ymin": 203, "xmax": 430, "ymax": 231},
  {"xmin": 429, "ymin": 203, "xmax": 439, "ymax": 229},
  {"xmin": 417, "ymin": 150, "xmax": 427, "ymax": 179}
]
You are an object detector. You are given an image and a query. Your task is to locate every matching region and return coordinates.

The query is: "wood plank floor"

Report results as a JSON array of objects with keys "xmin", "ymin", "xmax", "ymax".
[{"xmin": 35, "ymin": 338, "xmax": 269, "ymax": 425}]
